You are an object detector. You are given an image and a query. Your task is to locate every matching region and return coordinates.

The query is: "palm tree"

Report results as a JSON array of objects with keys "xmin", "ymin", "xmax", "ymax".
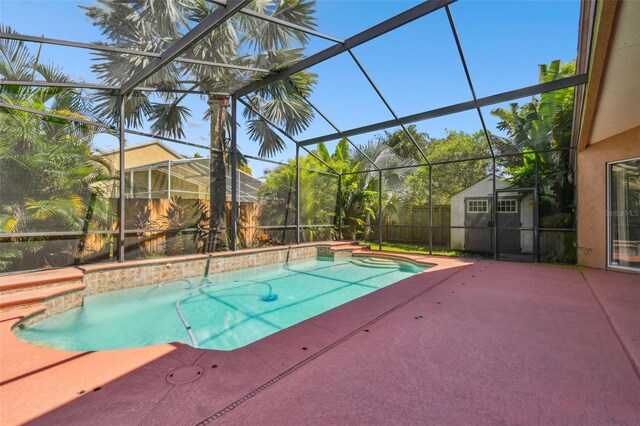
[
  {"xmin": 0, "ymin": 26, "xmax": 115, "ymax": 270},
  {"xmin": 83, "ymin": 0, "xmax": 317, "ymax": 249},
  {"xmin": 491, "ymin": 59, "xmax": 576, "ymax": 226},
  {"xmin": 350, "ymin": 138, "xmax": 414, "ymax": 239}
]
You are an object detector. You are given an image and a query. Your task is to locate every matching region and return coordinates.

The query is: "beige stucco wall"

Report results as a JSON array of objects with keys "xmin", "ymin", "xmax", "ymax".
[{"xmin": 577, "ymin": 126, "xmax": 640, "ymax": 268}]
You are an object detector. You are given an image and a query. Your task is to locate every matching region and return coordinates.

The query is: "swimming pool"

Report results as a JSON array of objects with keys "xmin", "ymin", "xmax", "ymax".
[{"xmin": 15, "ymin": 256, "xmax": 427, "ymax": 351}]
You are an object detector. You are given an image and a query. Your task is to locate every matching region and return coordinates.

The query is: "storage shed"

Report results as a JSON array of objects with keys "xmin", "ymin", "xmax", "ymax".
[{"xmin": 450, "ymin": 175, "xmax": 534, "ymax": 256}]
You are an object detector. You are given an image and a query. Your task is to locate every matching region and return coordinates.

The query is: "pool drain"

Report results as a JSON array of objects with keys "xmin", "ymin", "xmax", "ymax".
[{"xmin": 166, "ymin": 365, "xmax": 204, "ymax": 385}]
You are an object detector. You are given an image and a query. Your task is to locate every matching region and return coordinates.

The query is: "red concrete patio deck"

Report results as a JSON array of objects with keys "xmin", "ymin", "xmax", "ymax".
[{"xmin": 1, "ymin": 257, "xmax": 638, "ymax": 425}]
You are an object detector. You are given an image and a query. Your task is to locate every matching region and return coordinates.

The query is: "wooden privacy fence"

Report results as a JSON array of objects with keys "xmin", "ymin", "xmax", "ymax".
[
  {"xmin": 85, "ymin": 200, "xmax": 451, "ymax": 258},
  {"xmin": 84, "ymin": 198, "xmax": 265, "ymax": 258},
  {"xmin": 372, "ymin": 205, "xmax": 451, "ymax": 247},
  {"xmin": 84, "ymin": 197, "xmax": 342, "ymax": 259}
]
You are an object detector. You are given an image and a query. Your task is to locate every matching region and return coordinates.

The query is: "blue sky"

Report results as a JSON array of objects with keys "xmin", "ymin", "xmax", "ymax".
[{"xmin": 1, "ymin": 0, "xmax": 580, "ymax": 175}]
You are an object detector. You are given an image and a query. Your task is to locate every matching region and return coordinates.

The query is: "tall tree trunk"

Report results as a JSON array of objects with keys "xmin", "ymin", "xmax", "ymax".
[{"xmin": 208, "ymin": 94, "xmax": 229, "ymax": 251}]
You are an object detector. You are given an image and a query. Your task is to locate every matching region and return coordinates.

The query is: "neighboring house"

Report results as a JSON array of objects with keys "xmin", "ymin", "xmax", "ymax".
[
  {"xmin": 99, "ymin": 141, "xmax": 262, "ymax": 201},
  {"xmin": 450, "ymin": 175, "xmax": 534, "ymax": 257}
]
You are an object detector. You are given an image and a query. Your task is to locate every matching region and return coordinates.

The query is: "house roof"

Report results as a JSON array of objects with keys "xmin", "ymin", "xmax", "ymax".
[
  {"xmin": 114, "ymin": 141, "xmax": 262, "ymax": 201},
  {"xmin": 450, "ymin": 174, "xmax": 498, "ymax": 198},
  {"xmin": 99, "ymin": 140, "xmax": 185, "ymax": 159},
  {"xmin": 577, "ymin": 0, "xmax": 640, "ymax": 149}
]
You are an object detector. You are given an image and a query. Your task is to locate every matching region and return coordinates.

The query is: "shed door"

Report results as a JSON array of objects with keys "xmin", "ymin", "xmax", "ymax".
[
  {"xmin": 464, "ymin": 198, "xmax": 492, "ymax": 252},
  {"xmin": 495, "ymin": 197, "xmax": 520, "ymax": 253},
  {"xmin": 495, "ymin": 188, "xmax": 536, "ymax": 262}
]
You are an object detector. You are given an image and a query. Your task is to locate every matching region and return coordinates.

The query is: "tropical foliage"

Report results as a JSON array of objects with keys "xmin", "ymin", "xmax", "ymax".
[
  {"xmin": 256, "ymin": 138, "xmax": 415, "ymax": 242},
  {"xmin": 161, "ymin": 197, "xmax": 208, "ymax": 256},
  {"xmin": 0, "ymin": 27, "xmax": 115, "ymax": 271},
  {"xmin": 405, "ymin": 130, "xmax": 492, "ymax": 204},
  {"xmin": 491, "ymin": 59, "xmax": 576, "ymax": 227}
]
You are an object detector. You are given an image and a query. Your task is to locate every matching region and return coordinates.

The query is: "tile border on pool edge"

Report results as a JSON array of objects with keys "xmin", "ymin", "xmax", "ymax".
[
  {"xmin": 81, "ymin": 245, "xmax": 319, "ymax": 295},
  {"xmin": 7, "ymin": 242, "xmax": 364, "ymax": 329}
]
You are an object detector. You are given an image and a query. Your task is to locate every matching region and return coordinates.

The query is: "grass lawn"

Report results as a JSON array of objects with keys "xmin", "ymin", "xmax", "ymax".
[{"xmin": 361, "ymin": 241, "xmax": 488, "ymax": 258}]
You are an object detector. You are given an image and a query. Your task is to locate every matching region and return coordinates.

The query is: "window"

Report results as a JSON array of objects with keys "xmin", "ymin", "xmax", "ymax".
[
  {"xmin": 608, "ymin": 158, "xmax": 640, "ymax": 271},
  {"xmin": 467, "ymin": 200, "xmax": 488, "ymax": 213},
  {"xmin": 497, "ymin": 199, "xmax": 518, "ymax": 213}
]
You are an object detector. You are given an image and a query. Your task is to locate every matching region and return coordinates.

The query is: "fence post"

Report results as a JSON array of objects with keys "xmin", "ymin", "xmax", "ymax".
[
  {"xmin": 167, "ymin": 160, "xmax": 172, "ymax": 199},
  {"xmin": 438, "ymin": 206, "xmax": 443, "ymax": 247},
  {"xmin": 410, "ymin": 205, "xmax": 414, "ymax": 244}
]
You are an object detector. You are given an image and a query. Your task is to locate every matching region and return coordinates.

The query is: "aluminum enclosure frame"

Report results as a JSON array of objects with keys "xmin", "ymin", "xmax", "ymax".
[{"xmin": 0, "ymin": 0, "xmax": 590, "ymax": 265}]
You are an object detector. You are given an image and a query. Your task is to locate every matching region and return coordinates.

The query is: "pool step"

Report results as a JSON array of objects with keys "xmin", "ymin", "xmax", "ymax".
[
  {"xmin": 330, "ymin": 244, "xmax": 370, "ymax": 253},
  {"xmin": 0, "ymin": 304, "xmax": 46, "ymax": 324},
  {"xmin": 351, "ymin": 258, "xmax": 401, "ymax": 269},
  {"xmin": 0, "ymin": 268, "xmax": 84, "ymax": 295},
  {"xmin": 360, "ymin": 257, "xmax": 397, "ymax": 264},
  {"xmin": 0, "ymin": 281, "xmax": 86, "ymax": 312}
]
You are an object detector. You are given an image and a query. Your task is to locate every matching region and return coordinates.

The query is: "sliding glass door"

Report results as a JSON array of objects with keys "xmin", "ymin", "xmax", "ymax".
[{"xmin": 608, "ymin": 158, "xmax": 640, "ymax": 271}]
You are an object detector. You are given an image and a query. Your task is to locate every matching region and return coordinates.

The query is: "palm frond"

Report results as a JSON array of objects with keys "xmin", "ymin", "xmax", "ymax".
[
  {"xmin": 0, "ymin": 24, "xmax": 35, "ymax": 81},
  {"xmin": 246, "ymin": 118, "xmax": 286, "ymax": 157},
  {"xmin": 25, "ymin": 196, "xmax": 86, "ymax": 228},
  {"xmin": 149, "ymin": 101, "xmax": 192, "ymax": 139}
]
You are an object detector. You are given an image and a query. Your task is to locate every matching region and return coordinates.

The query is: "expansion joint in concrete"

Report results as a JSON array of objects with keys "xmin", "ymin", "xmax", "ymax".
[{"xmin": 579, "ymin": 269, "xmax": 640, "ymax": 380}]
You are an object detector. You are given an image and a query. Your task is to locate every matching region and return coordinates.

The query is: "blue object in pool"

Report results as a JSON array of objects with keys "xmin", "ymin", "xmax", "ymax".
[
  {"xmin": 15, "ymin": 257, "xmax": 427, "ymax": 351},
  {"xmin": 261, "ymin": 293, "xmax": 278, "ymax": 302}
]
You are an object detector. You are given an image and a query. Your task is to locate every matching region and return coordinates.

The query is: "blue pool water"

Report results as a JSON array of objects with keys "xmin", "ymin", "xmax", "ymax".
[{"xmin": 15, "ymin": 257, "xmax": 427, "ymax": 351}]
